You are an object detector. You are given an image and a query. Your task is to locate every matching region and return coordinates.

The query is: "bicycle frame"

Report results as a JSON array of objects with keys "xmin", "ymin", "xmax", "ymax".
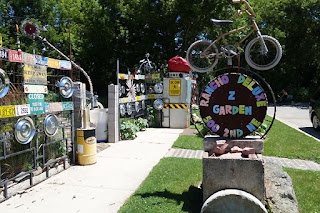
[{"xmin": 202, "ymin": 0, "xmax": 268, "ymax": 59}]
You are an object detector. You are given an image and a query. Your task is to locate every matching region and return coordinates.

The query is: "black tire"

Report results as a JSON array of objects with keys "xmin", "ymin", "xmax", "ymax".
[
  {"xmin": 312, "ymin": 114, "xmax": 320, "ymax": 130},
  {"xmin": 186, "ymin": 40, "xmax": 219, "ymax": 73},
  {"xmin": 245, "ymin": 35, "xmax": 282, "ymax": 71}
]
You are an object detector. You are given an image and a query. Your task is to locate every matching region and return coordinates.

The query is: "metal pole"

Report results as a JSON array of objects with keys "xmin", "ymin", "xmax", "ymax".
[{"xmin": 38, "ymin": 35, "xmax": 94, "ymax": 107}]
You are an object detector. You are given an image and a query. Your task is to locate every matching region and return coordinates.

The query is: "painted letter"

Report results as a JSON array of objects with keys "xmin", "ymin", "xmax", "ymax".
[
  {"xmin": 228, "ymin": 91, "xmax": 235, "ymax": 100},
  {"xmin": 213, "ymin": 105, "xmax": 220, "ymax": 114}
]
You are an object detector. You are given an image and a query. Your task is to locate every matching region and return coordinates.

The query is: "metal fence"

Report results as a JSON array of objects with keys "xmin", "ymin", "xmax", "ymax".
[{"xmin": 0, "ymin": 60, "xmax": 77, "ymax": 202}]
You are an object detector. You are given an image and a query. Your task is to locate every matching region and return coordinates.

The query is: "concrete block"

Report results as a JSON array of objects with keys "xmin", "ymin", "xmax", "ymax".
[
  {"xmin": 108, "ymin": 84, "xmax": 118, "ymax": 93},
  {"xmin": 202, "ymin": 152, "xmax": 265, "ymax": 203},
  {"xmin": 203, "ymin": 136, "xmax": 264, "ymax": 154}
]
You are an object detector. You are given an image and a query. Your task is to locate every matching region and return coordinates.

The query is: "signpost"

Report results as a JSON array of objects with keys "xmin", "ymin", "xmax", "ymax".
[{"xmin": 199, "ymin": 73, "xmax": 267, "ymax": 138}]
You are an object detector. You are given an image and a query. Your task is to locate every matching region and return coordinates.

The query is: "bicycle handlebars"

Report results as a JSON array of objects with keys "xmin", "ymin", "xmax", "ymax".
[{"xmin": 232, "ymin": 0, "xmax": 255, "ymax": 17}]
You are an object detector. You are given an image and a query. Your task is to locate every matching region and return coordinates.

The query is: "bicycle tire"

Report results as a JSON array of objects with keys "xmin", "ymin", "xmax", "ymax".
[
  {"xmin": 186, "ymin": 40, "xmax": 219, "ymax": 73},
  {"xmin": 245, "ymin": 35, "xmax": 282, "ymax": 71}
]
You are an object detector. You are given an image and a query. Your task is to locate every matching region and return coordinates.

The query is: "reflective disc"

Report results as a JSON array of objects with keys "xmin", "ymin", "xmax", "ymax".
[
  {"xmin": 59, "ymin": 77, "xmax": 74, "ymax": 98},
  {"xmin": 15, "ymin": 117, "xmax": 36, "ymax": 144},
  {"xmin": 120, "ymin": 104, "xmax": 126, "ymax": 116},
  {"xmin": 0, "ymin": 69, "xmax": 10, "ymax": 98},
  {"xmin": 142, "ymin": 100, "xmax": 146, "ymax": 110},
  {"xmin": 135, "ymin": 102, "xmax": 140, "ymax": 112},
  {"xmin": 44, "ymin": 114, "xmax": 59, "ymax": 137},
  {"xmin": 119, "ymin": 86, "xmax": 123, "ymax": 96},
  {"xmin": 153, "ymin": 99, "xmax": 164, "ymax": 110},
  {"xmin": 140, "ymin": 83, "xmax": 145, "ymax": 93},
  {"xmin": 136, "ymin": 84, "xmax": 140, "ymax": 93},
  {"xmin": 121, "ymin": 86, "xmax": 126, "ymax": 95},
  {"xmin": 154, "ymin": 83, "xmax": 163, "ymax": 94},
  {"xmin": 127, "ymin": 103, "xmax": 132, "ymax": 115}
]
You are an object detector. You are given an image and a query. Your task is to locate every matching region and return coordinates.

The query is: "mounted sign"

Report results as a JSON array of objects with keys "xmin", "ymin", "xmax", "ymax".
[
  {"xmin": 24, "ymin": 85, "xmax": 48, "ymax": 94},
  {"xmin": 22, "ymin": 52, "xmax": 36, "ymax": 65},
  {"xmin": 62, "ymin": 102, "xmax": 74, "ymax": 111},
  {"xmin": 199, "ymin": 73, "xmax": 267, "ymax": 138},
  {"xmin": 24, "ymin": 64, "xmax": 47, "ymax": 85},
  {"xmin": 15, "ymin": 104, "xmax": 31, "ymax": 116},
  {"xmin": 169, "ymin": 79, "xmax": 181, "ymax": 96},
  {"xmin": 48, "ymin": 58, "xmax": 60, "ymax": 69},
  {"xmin": 35, "ymin": 55, "xmax": 48, "ymax": 66},
  {"xmin": 0, "ymin": 47, "xmax": 9, "ymax": 60},
  {"xmin": 9, "ymin": 49, "xmax": 22, "ymax": 63},
  {"xmin": 59, "ymin": 60, "xmax": 72, "ymax": 70},
  {"xmin": 28, "ymin": 93, "xmax": 45, "ymax": 114},
  {"xmin": 49, "ymin": 102, "xmax": 63, "ymax": 112},
  {"xmin": 0, "ymin": 105, "xmax": 15, "ymax": 118}
]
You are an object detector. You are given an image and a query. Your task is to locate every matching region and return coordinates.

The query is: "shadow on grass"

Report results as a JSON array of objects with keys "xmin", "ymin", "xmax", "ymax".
[{"xmin": 136, "ymin": 185, "xmax": 203, "ymax": 213}]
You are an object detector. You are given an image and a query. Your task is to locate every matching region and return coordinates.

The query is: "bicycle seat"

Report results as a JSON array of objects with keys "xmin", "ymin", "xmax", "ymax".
[{"xmin": 211, "ymin": 18, "xmax": 233, "ymax": 26}]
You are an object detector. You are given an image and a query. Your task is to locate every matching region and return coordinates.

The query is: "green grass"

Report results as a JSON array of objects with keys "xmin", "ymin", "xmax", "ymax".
[
  {"xmin": 264, "ymin": 119, "xmax": 320, "ymax": 164},
  {"xmin": 172, "ymin": 135, "xmax": 203, "ymax": 150},
  {"xmin": 284, "ymin": 168, "xmax": 320, "ymax": 213},
  {"xmin": 118, "ymin": 158, "xmax": 203, "ymax": 213}
]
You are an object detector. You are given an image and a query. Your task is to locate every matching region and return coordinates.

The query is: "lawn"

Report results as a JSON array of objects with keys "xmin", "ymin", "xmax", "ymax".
[
  {"xmin": 118, "ymin": 158, "xmax": 203, "ymax": 213},
  {"xmin": 171, "ymin": 135, "xmax": 203, "ymax": 150},
  {"xmin": 120, "ymin": 119, "xmax": 320, "ymax": 212},
  {"xmin": 264, "ymin": 119, "xmax": 320, "ymax": 164},
  {"xmin": 284, "ymin": 168, "xmax": 320, "ymax": 213},
  {"xmin": 175, "ymin": 119, "xmax": 320, "ymax": 164}
]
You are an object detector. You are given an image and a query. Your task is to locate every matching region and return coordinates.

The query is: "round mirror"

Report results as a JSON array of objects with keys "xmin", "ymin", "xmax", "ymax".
[
  {"xmin": 44, "ymin": 114, "xmax": 59, "ymax": 137},
  {"xmin": 135, "ymin": 102, "xmax": 140, "ymax": 112},
  {"xmin": 142, "ymin": 100, "xmax": 146, "ymax": 110},
  {"xmin": 0, "ymin": 69, "xmax": 10, "ymax": 98},
  {"xmin": 154, "ymin": 83, "xmax": 163, "ymax": 94},
  {"xmin": 140, "ymin": 83, "xmax": 145, "ymax": 93},
  {"xmin": 153, "ymin": 99, "xmax": 164, "ymax": 110},
  {"xmin": 120, "ymin": 104, "xmax": 126, "ymax": 116},
  {"xmin": 127, "ymin": 103, "xmax": 133, "ymax": 115},
  {"xmin": 59, "ymin": 77, "xmax": 74, "ymax": 98},
  {"xmin": 136, "ymin": 84, "xmax": 140, "ymax": 93},
  {"xmin": 15, "ymin": 117, "xmax": 36, "ymax": 144}
]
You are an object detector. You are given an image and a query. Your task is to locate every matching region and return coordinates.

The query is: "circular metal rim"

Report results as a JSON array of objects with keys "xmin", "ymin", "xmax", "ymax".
[
  {"xmin": 136, "ymin": 84, "xmax": 140, "ymax": 93},
  {"xmin": 127, "ymin": 103, "xmax": 133, "ymax": 115},
  {"xmin": 0, "ymin": 68, "xmax": 10, "ymax": 99},
  {"xmin": 43, "ymin": 114, "xmax": 59, "ymax": 137},
  {"xmin": 14, "ymin": 116, "xmax": 36, "ymax": 144},
  {"xmin": 141, "ymin": 100, "xmax": 146, "ymax": 110},
  {"xmin": 59, "ymin": 76, "xmax": 74, "ymax": 98},
  {"xmin": 154, "ymin": 83, "xmax": 163, "ymax": 94},
  {"xmin": 120, "ymin": 104, "xmax": 126, "ymax": 116},
  {"xmin": 135, "ymin": 102, "xmax": 140, "ymax": 112},
  {"xmin": 140, "ymin": 83, "xmax": 145, "ymax": 93},
  {"xmin": 153, "ymin": 99, "xmax": 164, "ymax": 111},
  {"xmin": 21, "ymin": 19, "xmax": 40, "ymax": 38}
]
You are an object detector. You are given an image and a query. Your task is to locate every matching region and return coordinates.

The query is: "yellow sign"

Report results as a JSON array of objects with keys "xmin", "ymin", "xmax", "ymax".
[
  {"xmin": 24, "ymin": 64, "xmax": 47, "ymax": 85},
  {"xmin": 169, "ymin": 79, "xmax": 181, "ymax": 96},
  {"xmin": 0, "ymin": 33, "xmax": 2, "ymax": 47},
  {"xmin": 48, "ymin": 58, "xmax": 60, "ymax": 69},
  {"xmin": 0, "ymin": 105, "xmax": 16, "ymax": 118},
  {"xmin": 148, "ymin": 94, "xmax": 155, "ymax": 99}
]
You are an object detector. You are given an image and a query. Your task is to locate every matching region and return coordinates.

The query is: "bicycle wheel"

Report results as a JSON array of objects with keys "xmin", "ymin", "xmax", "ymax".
[
  {"xmin": 245, "ymin": 35, "xmax": 282, "ymax": 71},
  {"xmin": 186, "ymin": 40, "xmax": 219, "ymax": 73}
]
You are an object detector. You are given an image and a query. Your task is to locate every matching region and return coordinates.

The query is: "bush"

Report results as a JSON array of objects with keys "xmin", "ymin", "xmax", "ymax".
[
  {"xmin": 120, "ymin": 120, "xmax": 140, "ymax": 140},
  {"xmin": 135, "ymin": 118, "xmax": 148, "ymax": 131}
]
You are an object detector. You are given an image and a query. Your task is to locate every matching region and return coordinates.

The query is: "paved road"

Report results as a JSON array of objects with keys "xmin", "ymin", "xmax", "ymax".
[{"xmin": 267, "ymin": 104, "xmax": 320, "ymax": 141}]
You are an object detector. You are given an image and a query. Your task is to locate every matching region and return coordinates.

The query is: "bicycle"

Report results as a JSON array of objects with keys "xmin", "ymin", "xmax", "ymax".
[
  {"xmin": 137, "ymin": 53, "xmax": 157, "ymax": 74},
  {"xmin": 186, "ymin": 0, "xmax": 282, "ymax": 72}
]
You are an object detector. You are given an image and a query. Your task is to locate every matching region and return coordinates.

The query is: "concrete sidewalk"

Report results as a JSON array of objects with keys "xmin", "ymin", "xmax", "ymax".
[{"xmin": 0, "ymin": 128, "xmax": 183, "ymax": 213}]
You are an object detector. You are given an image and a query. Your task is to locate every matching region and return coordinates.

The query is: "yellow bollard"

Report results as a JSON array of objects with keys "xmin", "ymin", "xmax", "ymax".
[{"xmin": 77, "ymin": 128, "xmax": 97, "ymax": 165}]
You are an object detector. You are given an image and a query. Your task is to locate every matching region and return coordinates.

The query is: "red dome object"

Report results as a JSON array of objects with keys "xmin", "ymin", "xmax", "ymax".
[{"xmin": 168, "ymin": 56, "xmax": 191, "ymax": 72}]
